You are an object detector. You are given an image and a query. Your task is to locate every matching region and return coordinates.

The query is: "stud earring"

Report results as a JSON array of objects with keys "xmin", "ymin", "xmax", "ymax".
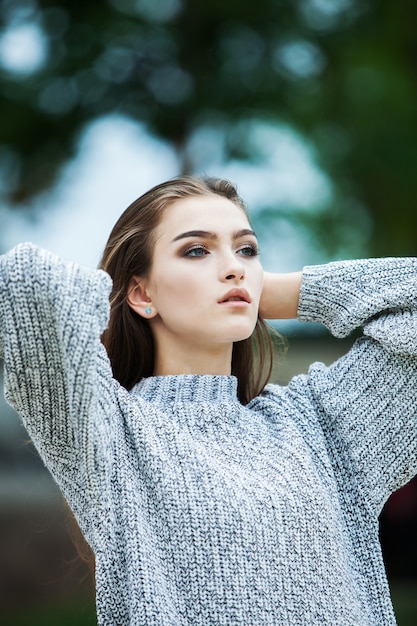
[{"xmin": 145, "ymin": 307, "xmax": 152, "ymax": 315}]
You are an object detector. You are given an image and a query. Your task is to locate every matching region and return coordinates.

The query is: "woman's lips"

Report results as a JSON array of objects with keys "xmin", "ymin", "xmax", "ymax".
[{"xmin": 218, "ymin": 288, "xmax": 251, "ymax": 305}]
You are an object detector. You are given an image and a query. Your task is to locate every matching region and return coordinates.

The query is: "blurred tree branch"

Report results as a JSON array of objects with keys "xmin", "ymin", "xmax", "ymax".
[{"xmin": 1, "ymin": 0, "xmax": 417, "ymax": 256}]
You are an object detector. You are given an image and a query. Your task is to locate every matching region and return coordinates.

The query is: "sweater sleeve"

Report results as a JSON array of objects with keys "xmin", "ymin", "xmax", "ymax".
[
  {"xmin": 297, "ymin": 257, "xmax": 417, "ymax": 513},
  {"xmin": 0, "ymin": 242, "xmax": 113, "ymax": 473}
]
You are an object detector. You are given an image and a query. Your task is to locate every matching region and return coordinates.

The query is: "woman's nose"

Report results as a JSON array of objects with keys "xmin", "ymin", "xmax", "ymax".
[
  {"xmin": 221, "ymin": 254, "xmax": 245, "ymax": 281},
  {"xmin": 225, "ymin": 269, "xmax": 245, "ymax": 280}
]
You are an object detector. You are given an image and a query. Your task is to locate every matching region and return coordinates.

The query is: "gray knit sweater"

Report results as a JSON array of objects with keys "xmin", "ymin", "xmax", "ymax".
[{"xmin": 1, "ymin": 243, "xmax": 417, "ymax": 625}]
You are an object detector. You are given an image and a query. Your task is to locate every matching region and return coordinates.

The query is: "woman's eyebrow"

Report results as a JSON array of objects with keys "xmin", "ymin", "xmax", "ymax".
[{"xmin": 172, "ymin": 228, "xmax": 256, "ymax": 242}]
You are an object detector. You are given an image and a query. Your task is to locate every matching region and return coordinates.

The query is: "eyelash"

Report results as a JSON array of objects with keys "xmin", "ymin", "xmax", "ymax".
[
  {"xmin": 182, "ymin": 243, "xmax": 259, "ymax": 258},
  {"xmin": 238, "ymin": 244, "xmax": 260, "ymax": 257}
]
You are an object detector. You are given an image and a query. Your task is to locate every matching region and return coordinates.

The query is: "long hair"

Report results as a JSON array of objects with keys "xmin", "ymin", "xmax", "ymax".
[{"xmin": 99, "ymin": 176, "xmax": 276, "ymax": 405}]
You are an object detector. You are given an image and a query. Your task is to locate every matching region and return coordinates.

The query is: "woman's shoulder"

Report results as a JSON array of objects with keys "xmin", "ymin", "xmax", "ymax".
[{"xmin": 249, "ymin": 373, "xmax": 315, "ymax": 423}]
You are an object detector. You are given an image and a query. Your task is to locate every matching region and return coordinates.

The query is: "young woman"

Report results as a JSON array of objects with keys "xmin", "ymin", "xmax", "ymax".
[{"xmin": 0, "ymin": 176, "xmax": 416, "ymax": 625}]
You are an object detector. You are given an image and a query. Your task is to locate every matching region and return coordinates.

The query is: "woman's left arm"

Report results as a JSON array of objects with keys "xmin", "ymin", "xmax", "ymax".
[
  {"xmin": 259, "ymin": 271, "xmax": 302, "ymax": 320},
  {"xmin": 280, "ymin": 257, "xmax": 417, "ymax": 513}
]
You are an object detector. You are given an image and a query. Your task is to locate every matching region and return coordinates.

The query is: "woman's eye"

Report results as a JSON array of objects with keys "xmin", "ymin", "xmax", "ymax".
[
  {"xmin": 183, "ymin": 245, "xmax": 209, "ymax": 257},
  {"xmin": 238, "ymin": 244, "xmax": 259, "ymax": 257}
]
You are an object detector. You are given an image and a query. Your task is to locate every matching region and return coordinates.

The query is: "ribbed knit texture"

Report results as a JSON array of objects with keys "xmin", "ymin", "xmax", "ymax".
[{"xmin": 1, "ymin": 243, "xmax": 416, "ymax": 625}]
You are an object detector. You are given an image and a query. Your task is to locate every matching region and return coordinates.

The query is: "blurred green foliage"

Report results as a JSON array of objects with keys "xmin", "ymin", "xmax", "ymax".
[
  {"xmin": 391, "ymin": 582, "xmax": 417, "ymax": 625},
  {"xmin": 1, "ymin": 0, "xmax": 417, "ymax": 256},
  {"xmin": 4, "ymin": 602, "xmax": 96, "ymax": 626}
]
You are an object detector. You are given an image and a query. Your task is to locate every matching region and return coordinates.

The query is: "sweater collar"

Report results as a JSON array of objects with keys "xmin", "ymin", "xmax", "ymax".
[{"xmin": 131, "ymin": 374, "xmax": 239, "ymax": 405}]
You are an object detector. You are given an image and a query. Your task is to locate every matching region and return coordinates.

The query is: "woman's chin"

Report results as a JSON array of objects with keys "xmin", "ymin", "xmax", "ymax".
[{"xmin": 226, "ymin": 323, "xmax": 258, "ymax": 343}]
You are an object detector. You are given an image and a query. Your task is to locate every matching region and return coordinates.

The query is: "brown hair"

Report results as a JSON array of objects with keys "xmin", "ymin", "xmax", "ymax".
[{"xmin": 99, "ymin": 176, "xmax": 275, "ymax": 405}]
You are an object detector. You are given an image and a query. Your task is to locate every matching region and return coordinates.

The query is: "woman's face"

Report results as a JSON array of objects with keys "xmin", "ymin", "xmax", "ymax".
[{"xmin": 129, "ymin": 194, "xmax": 264, "ymax": 373}]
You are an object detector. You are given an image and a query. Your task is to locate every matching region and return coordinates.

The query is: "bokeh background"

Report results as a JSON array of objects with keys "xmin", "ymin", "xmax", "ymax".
[{"xmin": 1, "ymin": 0, "xmax": 417, "ymax": 623}]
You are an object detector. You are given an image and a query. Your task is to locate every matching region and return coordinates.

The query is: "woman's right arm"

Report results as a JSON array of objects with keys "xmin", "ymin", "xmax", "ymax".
[{"xmin": 0, "ymin": 243, "xmax": 113, "ymax": 469}]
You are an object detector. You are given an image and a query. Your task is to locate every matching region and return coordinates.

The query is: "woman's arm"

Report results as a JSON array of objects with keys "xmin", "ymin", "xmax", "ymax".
[
  {"xmin": 0, "ymin": 243, "xmax": 114, "ymax": 481},
  {"xmin": 290, "ymin": 257, "xmax": 417, "ymax": 512},
  {"xmin": 259, "ymin": 271, "xmax": 302, "ymax": 320}
]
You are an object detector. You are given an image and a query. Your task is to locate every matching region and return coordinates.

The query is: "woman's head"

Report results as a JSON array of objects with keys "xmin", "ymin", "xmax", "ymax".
[{"xmin": 100, "ymin": 176, "xmax": 275, "ymax": 404}]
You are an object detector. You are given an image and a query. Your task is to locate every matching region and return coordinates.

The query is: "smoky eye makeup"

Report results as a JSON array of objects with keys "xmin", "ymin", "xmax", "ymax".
[
  {"xmin": 181, "ymin": 244, "xmax": 210, "ymax": 257},
  {"xmin": 173, "ymin": 230, "xmax": 259, "ymax": 258},
  {"xmin": 237, "ymin": 242, "xmax": 260, "ymax": 257},
  {"xmin": 179, "ymin": 241, "xmax": 260, "ymax": 259}
]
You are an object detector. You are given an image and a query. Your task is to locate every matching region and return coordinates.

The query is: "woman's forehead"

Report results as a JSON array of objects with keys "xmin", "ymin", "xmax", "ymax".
[{"xmin": 158, "ymin": 195, "xmax": 250, "ymax": 233}]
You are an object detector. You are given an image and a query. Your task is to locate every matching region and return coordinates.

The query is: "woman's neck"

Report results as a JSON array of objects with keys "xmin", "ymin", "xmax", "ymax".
[{"xmin": 153, "ymin": 341, "xmax": 233, "ymax": 377}]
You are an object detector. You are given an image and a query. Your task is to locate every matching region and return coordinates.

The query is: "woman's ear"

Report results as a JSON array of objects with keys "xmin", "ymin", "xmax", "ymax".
[{"xmin": 126, "ymin": 276, "xmax": 157, "ymax": 319}]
